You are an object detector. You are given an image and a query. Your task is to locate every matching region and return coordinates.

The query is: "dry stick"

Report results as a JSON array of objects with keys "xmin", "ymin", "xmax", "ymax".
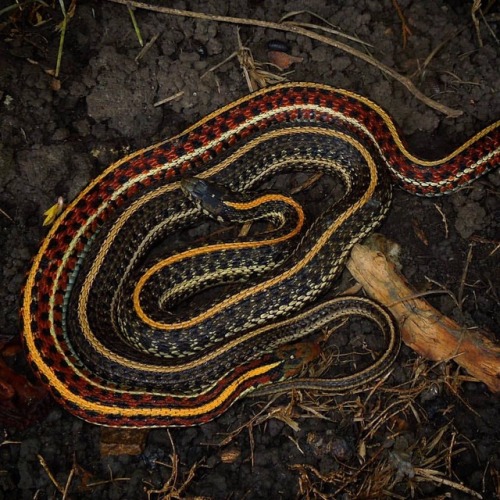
[
  {"xmin": 38, "ymin": 454, "xmax": 65, "ymax": 494},
  {"xmin": 457, "ymin": 243, "xmax": 474, "ymax": 311},
  {"xmin": 471, "ymin": 0, "xmax": 484, "ymax": 48},
  {"xmin": 107, "ymin": 0, "xmax": 463, "ymax": 117},
  {"xmin": 391, "ymin": 0, "xmax": 413, "ymax": 49},
  {"xmin": 346, "ymin": 236, "xmax": 500, "ymax": 393}
]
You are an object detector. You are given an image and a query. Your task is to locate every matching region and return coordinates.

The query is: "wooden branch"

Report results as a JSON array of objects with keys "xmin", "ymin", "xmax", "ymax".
[{"xmin": 347, "ymin": 235, "xmax": 500, "ymax": 393}]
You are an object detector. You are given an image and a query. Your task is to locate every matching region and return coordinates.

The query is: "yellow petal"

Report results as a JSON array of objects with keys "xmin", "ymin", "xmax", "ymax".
[{"xmin": 43, "ymin": 199, "xmax": 64, "ymax": 226}]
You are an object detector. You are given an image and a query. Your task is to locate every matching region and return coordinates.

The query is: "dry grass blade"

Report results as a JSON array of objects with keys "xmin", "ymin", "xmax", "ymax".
[
  {"xmin": 0, "ymin": 207, "xmax": 14, "ymax": 222},
  {"xmin": 414, "ymin": 467, "xmax": 483, "ymax": 498},
  {"xmin": 127, "ymin": 4, "xmax": 144, "ymax": 47},
  {"xmin": 457, "ymin": 242, "xmax": 474, "ymax": 310},
  {"xmin": 471, "ymin": 0, "xmax": 484, "ymax": 47},
  {"xmin": 279, "ymin": 10, "xmax": 373, "ymax": 47},
  {"xmin": 154, "ymin": 90, "xmax": 184, "ymax": 107}
]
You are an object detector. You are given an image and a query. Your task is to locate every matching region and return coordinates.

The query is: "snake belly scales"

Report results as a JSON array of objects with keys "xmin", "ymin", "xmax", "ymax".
[{"xmin": 21, "ymin": 82, "xmax": 499, "ymax": 427}]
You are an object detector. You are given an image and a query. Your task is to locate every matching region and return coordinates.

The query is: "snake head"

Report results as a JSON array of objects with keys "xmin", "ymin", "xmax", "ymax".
[{"xmin": 180, "ymin": 177, "xmax": 232, "ymax": 221}]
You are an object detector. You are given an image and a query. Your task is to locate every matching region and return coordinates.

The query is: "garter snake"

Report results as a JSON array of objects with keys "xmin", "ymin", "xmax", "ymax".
[{"xmin": 21, "ymin": 82, "xmax": 499, "ymax": 427}]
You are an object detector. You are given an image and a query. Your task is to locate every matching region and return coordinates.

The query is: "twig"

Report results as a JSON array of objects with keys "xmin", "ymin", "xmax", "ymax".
[
  {"xmin": 38, "ymin": 454, "xmax": 64, "ymax": 494},
  {"xmin": 135, "ymin": 32, "xmax": 159, "ymax": 61},
  {"xmin": 433, "ymin": 203, "xmax": 449, "ymax": 239},
  {"xmin": 391, "ymin": 0, "xmax": 413, "ymax": 49},
  {"xmin": 457, "ymin": 243, "xmax": 474, "ymax": 310},
  {"xmin": 106, "ymin": 0, "xmax": 463, "ymax": 117},
  {"xmin": 145, "ymin": 430, "xmax": 199, "ymax": 497}
]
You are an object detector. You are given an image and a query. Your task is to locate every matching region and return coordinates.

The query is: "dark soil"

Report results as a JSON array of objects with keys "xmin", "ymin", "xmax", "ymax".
[{"xmin": 1, "ymin": 1, "xmax": 499, "ymax": 499}]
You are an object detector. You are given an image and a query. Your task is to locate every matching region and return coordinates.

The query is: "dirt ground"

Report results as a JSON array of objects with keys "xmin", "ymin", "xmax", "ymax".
[{"xmin": 1, "ymin": 0, "xmax": 499, "ymax": 498}]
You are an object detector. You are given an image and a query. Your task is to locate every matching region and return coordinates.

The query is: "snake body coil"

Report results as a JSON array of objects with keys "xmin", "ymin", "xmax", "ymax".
[{"xmin": 21, "ymin": 83, "xmax": 499, "ymax": 427}]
